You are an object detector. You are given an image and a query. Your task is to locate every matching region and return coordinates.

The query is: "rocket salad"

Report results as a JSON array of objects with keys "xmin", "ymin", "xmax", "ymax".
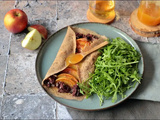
[{"xmin": 79, "ymin": 37, "xmax": 142, "ymax": 105}]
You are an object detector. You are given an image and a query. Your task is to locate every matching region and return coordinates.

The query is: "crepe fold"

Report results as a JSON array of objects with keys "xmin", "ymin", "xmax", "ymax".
[{"xmin": 42, "ymin": 26, "xmax": 108, "ymax": 100}]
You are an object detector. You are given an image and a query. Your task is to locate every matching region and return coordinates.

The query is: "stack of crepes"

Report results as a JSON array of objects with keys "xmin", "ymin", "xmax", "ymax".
[{"xmin": 42, "ymin": 26, "xmax": 108, "ymax": 101}]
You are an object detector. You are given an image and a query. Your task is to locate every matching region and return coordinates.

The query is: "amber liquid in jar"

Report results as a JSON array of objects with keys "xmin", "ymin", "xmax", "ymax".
[
  {"xmin": 137, "ymin": 1, "xmax": 160, "ymax": 26},
  {"xmin": 89, "ymin": 0, "xmax": 115, "ymax": 20}
]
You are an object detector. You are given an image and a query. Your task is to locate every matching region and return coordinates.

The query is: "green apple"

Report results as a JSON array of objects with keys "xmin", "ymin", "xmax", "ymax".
[{"xmin": 21, "ymin": 29, "xmax": 42, "ymax": 50}]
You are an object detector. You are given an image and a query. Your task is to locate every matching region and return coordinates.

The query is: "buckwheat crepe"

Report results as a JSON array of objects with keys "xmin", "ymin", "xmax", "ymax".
[{"xmin": 42, "ymin": 26, "xmax": 108, "ymax": 100}]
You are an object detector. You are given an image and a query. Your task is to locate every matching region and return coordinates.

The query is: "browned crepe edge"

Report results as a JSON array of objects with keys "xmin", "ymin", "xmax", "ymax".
[
  {"xmin": 42, "ymin": 26, "xmax": 108, "ymax": 101},
  {"xmin": 42, "ymin": 26, "xmax": 76, "ymax": 83}
]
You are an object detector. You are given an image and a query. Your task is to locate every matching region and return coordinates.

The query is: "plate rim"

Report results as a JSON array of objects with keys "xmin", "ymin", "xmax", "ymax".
[{"xmin": 35, "ymin": 22, "xmax": 144, "ymax": 111}]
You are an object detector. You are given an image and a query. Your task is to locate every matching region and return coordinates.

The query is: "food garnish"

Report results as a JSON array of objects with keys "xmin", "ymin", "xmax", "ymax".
[{"xmin": 79, "ymin": 37, "xmax": 142, "ymax": 105}]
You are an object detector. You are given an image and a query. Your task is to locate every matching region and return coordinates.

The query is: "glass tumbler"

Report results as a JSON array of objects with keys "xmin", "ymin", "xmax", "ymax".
[
  {"xmin": 137, "ymin": 0, "xmax": 160, "ymax": 26},
  {"xmin": 88, "ymin": 0, "xmax": 115, "ymax": 23}
]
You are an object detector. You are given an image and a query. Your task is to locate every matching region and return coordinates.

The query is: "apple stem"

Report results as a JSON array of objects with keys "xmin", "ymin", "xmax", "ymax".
[{"xmin": 14, "ymin": 12, "xmax": 20, "ymax": 17}]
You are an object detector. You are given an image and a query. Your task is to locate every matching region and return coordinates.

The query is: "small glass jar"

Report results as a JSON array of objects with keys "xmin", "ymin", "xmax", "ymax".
[
  {"xmin": 88, "ymin": 0, "xmax": 115, "ymax": 23},
  {"xmin": 137, "ymin": 0, "xmax": 160, "ymax": 26}
]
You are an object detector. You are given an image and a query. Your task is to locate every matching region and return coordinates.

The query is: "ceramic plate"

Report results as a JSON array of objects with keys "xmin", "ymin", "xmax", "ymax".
[{"xmin": 36, "ymin": 22, "xmax": 144, "ymax": 111}]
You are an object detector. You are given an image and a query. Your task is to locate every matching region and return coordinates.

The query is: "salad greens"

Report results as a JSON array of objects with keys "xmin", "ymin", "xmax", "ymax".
[{"xmin": 79, "ymin": 37, "xmax": 142, "ymax": 106}]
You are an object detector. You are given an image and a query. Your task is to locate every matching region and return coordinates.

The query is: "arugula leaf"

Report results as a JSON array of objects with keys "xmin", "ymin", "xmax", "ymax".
[{"xmin": 79, "ymin": 37, "xmax": 142, "ymax": 106}]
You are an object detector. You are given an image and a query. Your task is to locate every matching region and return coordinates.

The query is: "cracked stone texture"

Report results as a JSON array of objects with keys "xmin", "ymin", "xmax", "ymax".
[
  {"xmin": 5, "ymin": 53, "xmax": 45, "ymax": 95},
  {"xmin": 0, "ymin": 22, "xmax": 10, "ymax": 56},
  {"xmin": 0, "ymin": 56, "xmax": 7, "ymax": 95},
  {"xmin": 0, "ymin": 0, "xmax": 15, "ymax": 108},
  {"xmin": 0, "ymin": 1, "xmax": 15, "ymax": 56},
  {"xmin": 1, "ymin": 94, "xmax": 56, "ymax": 119},
  {"xmin": 115, "ymin": 1, "xmax": 139, "ymax": 16},
  {"xmin": 57, "ymin": 1, "xmax": 88, "ymax": 30},
  {"xmin": 15, "ymin": 1, "xmax": 57, "ymax": 35}
]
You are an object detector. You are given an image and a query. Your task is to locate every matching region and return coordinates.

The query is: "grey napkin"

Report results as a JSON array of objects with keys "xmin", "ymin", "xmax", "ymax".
[{"xmin": 131, "ymin": 41, "xmax": 160, "ymax": 102}]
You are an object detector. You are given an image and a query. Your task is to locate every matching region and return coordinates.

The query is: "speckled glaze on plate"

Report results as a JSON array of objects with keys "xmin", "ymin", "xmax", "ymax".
[{"xmin": 35, "ymin": 22, "xmax": 144, "ymax": 111}]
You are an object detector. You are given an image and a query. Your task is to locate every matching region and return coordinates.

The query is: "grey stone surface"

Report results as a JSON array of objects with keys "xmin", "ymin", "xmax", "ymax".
[
  {"xmin": 115, "ymin": 1, "xmax": 139, "ymax": 16},
  {"xmin": 5, "ymin": 53, "xmax": 45, "ymax": 95},
  {"xmin": 0, "ymin": 56, "xmax": 7, "ymax": 96},
  {"xmin": 0, "ymin": 21, "xmax": 10, "ymax": 56},
  {"xmin": 15, "ymin": 1, "xmax": 57, "ymax": 36},
  {"xmin": 0, "ymin": 97, "xmax": 2, "ymax": 119},
  {"xmin": 15, "ymin": 1, "xmax": 57, "ymax": 20},
  {"xmin": 0, "ymin": 1, "xmax": 15, "ymax": 55},
  {"xmin": 58, "ymin": 1, "xmax": 88, "ymax": 20},
  {"xmin": 0, "ymin": 0, "xmax": 15, "ymax": 108},
  {"xmin": 57, "ymin": 1, "xmax": 88, "ymax": 30},
  {"xmin": 57, "ymin": 103, "xmax": 72, "ymax": 119},
  {"xmin": 1, "ymin": 94, "xmax": 56, "ymax": 119},
  {"xmin": 0, "ymin": 1, "xmax": 15, "ymax": 20}
]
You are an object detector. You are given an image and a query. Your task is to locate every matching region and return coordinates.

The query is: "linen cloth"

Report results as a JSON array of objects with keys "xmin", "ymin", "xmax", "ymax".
[{"xmin": 131, "ymin": 41, "xmax": 160, "ymax": 101}]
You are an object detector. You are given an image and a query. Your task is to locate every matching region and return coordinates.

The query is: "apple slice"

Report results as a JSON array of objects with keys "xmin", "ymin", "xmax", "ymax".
[
  {"xmin": 77, "ymin": 38, "xmax": 89, "ymax": 46},
  {"xmin": 68, "ymin": 64, "xmax": 78, "ymax": 71},
  {"xmin": 76, "ymin": 38, "xmax": 89, "ymax": 53},
  {"xmin": 56, "ymin": 78, "xmax": 77, "ymax": 87},
  {"xmin": 28, "ymin": 24, "xmax": 48, "ymax": 39},
  {"xmin": 58, "ymin": 73, "xmax": 78, "ymax": 83},
  {"xmin": 21, "ymin": 29, "xmax": 42, "ymax": 50},
  {"xmin": 62, "ymin": 67, "xmax": 79, "ymax": 80}
]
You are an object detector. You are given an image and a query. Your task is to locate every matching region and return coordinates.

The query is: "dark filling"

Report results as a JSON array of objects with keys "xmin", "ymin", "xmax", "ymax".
[
  {"xmin": 71, "ymin": 84, "xmax": 82, "ymax": 96},
  {"xmin": 44, "ymin": 76, "xmax": 82, "ymax": 97},
  {"xmin": 56, "ymin": 81, "xmax": 71, "ymax": 93},
  {"xmin": 43, "ymin": 75, "xmax": 56, "ymax": 87},
  {"xmin": 76, "ymin": 33, "xmax": 99, "ymax": 53},
  {"xmin": 76, "ymin": 33, "xmax": 98, "ymax": 41}
]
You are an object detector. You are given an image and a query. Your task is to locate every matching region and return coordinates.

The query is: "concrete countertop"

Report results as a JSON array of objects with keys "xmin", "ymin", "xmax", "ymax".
[{"xmin": 0, "ymin": 0, "xmax": 160, "ymax": 119}]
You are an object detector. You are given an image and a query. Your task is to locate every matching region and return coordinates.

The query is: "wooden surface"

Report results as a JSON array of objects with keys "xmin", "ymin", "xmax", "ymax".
[
  {"xmin": 129, "ymin": 9, "xmax": 160, "ymax": 37},
  {"xmin": 0, "ymin": 0, "xmax": 160, "ymax": 119}
]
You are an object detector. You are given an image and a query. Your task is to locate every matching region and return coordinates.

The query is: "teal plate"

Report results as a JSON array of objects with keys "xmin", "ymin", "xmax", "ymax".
[{"xmin": 36, "ymin": 22, "xmax": 144, "ymax": 111}]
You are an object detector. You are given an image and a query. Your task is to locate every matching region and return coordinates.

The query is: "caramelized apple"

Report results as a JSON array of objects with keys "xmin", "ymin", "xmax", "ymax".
[
  {"xmin": 68, "ymin": 64, "xmax": 78, "ymax": 71},
  {"xmin": 77, "ymin": 38, "xmax": 89, "ymax": 46},
  {"xmin": 76, "ymin": 38, "xmax": 89, "ymax": 53},
  {"xmin": 58, "ymin": 73, "xmax": 78, "ymax": 83},
  {"xmin": 62, "ymin": 67, "xmax": 79, "ymax": 80}
]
